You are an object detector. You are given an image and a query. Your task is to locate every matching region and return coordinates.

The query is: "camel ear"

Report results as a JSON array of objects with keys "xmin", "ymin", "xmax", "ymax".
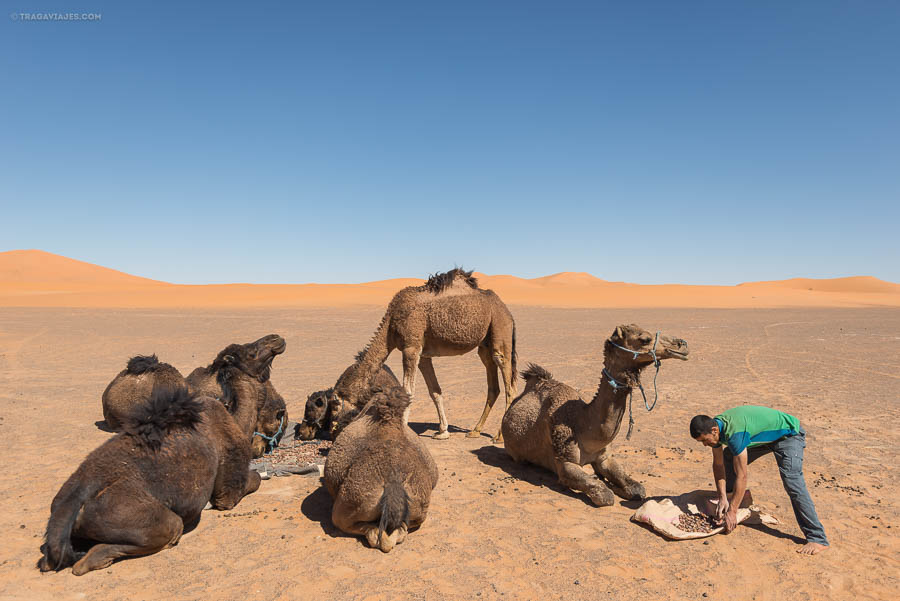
[
  {"xmin": 613, "ymin": 325, "xmax": 625, "ymax": 341},
  {"xmin": 223, "ymin": 354, "xmax": 236, "ymax": 364}
]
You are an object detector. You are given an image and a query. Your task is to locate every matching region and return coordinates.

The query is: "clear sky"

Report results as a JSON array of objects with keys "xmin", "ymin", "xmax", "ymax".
[{"xmin": 2, "ymin": 1, "xmax": 898, "ymax": 285}]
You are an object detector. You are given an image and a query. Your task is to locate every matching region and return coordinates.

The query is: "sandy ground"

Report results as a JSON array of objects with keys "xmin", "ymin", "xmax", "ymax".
[{"xmin": 1, "ymin": 306, "xmax": 897, "ymax": 601}]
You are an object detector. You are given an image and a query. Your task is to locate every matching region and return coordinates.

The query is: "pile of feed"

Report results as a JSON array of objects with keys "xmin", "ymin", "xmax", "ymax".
[
  {"xmin": 264, "ymin": 439, "xmax": 332, "ymax": 466},
  {"xmin": 676, "ymin": 513, "xmax": 719, "ymax": 533}
]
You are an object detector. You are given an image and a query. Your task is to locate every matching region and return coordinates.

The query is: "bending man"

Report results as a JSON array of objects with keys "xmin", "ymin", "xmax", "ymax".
[{"xmin": 690, "ymin": 405, "xmax": 829, "ymax": 555}]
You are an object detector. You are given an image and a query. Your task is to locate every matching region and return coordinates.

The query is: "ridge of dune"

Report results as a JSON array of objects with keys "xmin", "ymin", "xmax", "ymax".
[
  {"xmin": 0, "ymin": 250, "xmax": 897, "ymax": 308},
  {"xmin": 0, "ymin": 249, "xmax": 167, "ymax": 287}
]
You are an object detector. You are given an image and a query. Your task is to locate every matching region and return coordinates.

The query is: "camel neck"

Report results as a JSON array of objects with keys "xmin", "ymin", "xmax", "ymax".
[
  {"xmin": 225, "ymin": 375, "xmax": 260, "ymax": 438},
  {"xmin": 586, "ymin": 360, "xmax": 640, "ymax": 439}
]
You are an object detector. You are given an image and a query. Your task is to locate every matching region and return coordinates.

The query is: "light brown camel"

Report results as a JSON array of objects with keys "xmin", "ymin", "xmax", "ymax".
[
  {"xmin": 324, "ymin": 385, "xmax": 438, "ymax": 552},
  {"xmin": 333, "ymin": 268, "xmax": 517, "ymax": 441},
  {"xmin": 186, "ymin": 334, "xmax": 287, "ymax": 458},
  {"xmin": 101, "ymin": 355, "xmax": 185, "ymax": 431},
  {"xmin": 296, "ymin": 359, "xmax": 400, "ymax": 441},
  {"xmin": 38, "ymin": 382, "xmax": 259, "ymax": 575},
  {"xmin": 501, "ymin": 324, "xmax": 689, "ymax": 506}
]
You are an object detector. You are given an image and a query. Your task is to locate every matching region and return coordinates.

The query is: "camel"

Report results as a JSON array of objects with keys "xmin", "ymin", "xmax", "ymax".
[
  {"xmin": 501, "ymin": 324, "xmax": 689, "ymax": 506},
  {"xmin": 101, "ymin": 355, "xmax": 185, "ymax": 431},
  {"xmin": 332, "ymin": 268, "xmax": 517, "ymax": 441},
  {"xmin": 251, "ymin": 381, "xmax": 288, "ymax": 457},
  {"xmin": 38, "ymin": 381, "xmax": 260, "ymax": 575},
  {"xmin": 186, "ymin": 334, "xmax": 287, "ymax": 457},
  {"xmin": 324, "ymin": 385, "xmax": 438, "ymax": 552},
  {"xmin": 296, "ymin": 359, "xmax": 400, "ymax": 441}
]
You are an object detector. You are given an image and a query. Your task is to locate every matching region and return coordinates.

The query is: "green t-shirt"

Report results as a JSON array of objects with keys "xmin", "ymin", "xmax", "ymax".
[{"xmin": 715, "ymin": 406, "xmax": 800, "ymax": 455}]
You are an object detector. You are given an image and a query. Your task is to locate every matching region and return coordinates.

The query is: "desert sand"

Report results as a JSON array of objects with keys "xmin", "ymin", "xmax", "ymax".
[{"xmin": 0, "ymin": 251, "xmax": 898, "ymax": 601}]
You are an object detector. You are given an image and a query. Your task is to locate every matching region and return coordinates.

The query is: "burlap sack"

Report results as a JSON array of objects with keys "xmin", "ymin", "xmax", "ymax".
[{"xmin": 631, "ymin": 490, "xmax": 777, "ymax": 540}]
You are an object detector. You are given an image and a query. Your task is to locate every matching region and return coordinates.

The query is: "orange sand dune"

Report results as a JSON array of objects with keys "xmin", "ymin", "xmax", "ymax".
[{"xmin": 1, "ymin": 249, "xmax": 898, "ymax": 308}]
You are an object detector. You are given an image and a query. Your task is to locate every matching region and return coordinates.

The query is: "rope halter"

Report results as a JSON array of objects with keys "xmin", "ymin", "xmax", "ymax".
[
  {"xmin": 253, "ymin": 414, "xmax": 285, "ymax": 455},
  {"xmin": 604, "ymin": 331, "xmax": 664, "ymax": 440}
]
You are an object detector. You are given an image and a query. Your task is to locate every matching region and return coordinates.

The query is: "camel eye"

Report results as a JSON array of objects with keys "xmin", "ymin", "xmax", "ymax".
[
  {"xmin": 315, "ymin": 398, "xmax": 324, "ymax": 408},
  {"xmin": 276, "ymin": 410, "xmax": 285, "ymax": 420},
  {"xmin": 639, "ymin": 335, "xmax": 652, "ymax": 344}
]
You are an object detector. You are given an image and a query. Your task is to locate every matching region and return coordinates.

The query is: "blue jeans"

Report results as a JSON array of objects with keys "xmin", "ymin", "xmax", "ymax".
[{"xmin": 724, "ymin": 428, "xmax": 829, "ymax": 545}]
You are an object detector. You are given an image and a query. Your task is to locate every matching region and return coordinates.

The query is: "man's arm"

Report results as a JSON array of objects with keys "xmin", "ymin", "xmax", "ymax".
[
  {"xmin": 712, "ymin": 446, "xmax": 729, "ymax": 518},
  {"xmin": 724, "ymin": 449, "xmax": 748, "ymax": 533}
]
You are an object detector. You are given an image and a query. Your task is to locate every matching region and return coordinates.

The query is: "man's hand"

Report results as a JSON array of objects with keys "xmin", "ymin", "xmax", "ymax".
[
  {"xmin": 723, "ymin": 508, "xmax": 738, "ymax": 533},
  {"xmin": 715, "ymin": 495, "xmax": 730, "ymax": 521}
]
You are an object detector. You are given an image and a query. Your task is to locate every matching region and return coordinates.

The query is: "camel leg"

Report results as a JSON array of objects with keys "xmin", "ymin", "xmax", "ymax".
[
  {"xmin": 212, "ymin": 442, "xmax": 260, "ymax": 510},
  {"xmin": 418, "ymin": 357, "xmax": 449, "ymax": 439},
  {"xmin": 467, "ymin": 345, "xmax": 502, "ymax": 439},
  {"xmin": 331, "ymin": 495, "xmax": 402, "ymax": 552},
  {"xmin": 592, "ymin": 449, "xmax": 646, "ymax": 501},
  {"xmin": 400, "ymin": 347, "xmax": 422, "ymax": 425},
  {"xmin": 556, "ymin": 460, "xmax": 616, "ymax": 507},
  {"xmin": 71, "ymin": 492, "xmax": 183, "ymax": 576},
  {"xmin": 492, "ymin": 345, "xmax": 517, "ymax": 444}
]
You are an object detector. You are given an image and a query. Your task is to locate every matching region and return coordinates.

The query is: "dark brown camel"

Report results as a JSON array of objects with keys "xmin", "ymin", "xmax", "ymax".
[
  {"xmin": 186, "ymin": 334, "xmax": 287, "ymax": 458},
  {"xmin": 501, "ymin": 324, "xmax": 689, "ymax": 506},
  {"xmin": 324, "ymin": 385, "xmax": 439, "ymax": 552},
  {"xmin": 296, "ymin": 358, "xmax": 400, "ymax": 441},
  {"xmin": 101, "ymin": 355, "xmax": 185, "ymax": 431},
  {"xmin": 38, "ymin": 382, "xmax": 259, "ymax": 575},
  {"xmin": 332, "ymin": 269, "xmax": 517, "ymax": 441}
]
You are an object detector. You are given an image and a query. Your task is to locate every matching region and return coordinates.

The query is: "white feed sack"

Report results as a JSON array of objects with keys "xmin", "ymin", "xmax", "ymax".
[{"xmin": 632, "ymin": 490, "xmax": 778, "ymax": 540}]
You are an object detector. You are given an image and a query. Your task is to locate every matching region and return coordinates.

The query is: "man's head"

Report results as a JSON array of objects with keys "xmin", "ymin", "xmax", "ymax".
[{"xmin": 690, "ymin": 415, "xmax": 720, "ymax": 447}]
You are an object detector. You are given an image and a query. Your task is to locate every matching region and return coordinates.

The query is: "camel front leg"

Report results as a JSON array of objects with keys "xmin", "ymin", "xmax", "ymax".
[
  {"xmin": 467, "ymin": 345, "xmax": 501, "ymax": 440},
  {"xmin": 592, "ymin": 448, "xmax": 645, "ymax": 501},
  {"xmin": 418, "ymin": 357, "xmax": 449, "ymax": 439},
  {"xmin": 400, "ymin": 347, "xmax": 421, "ymax": 426},
  {"xmin": 556, "ymin": 460, "xmax": 615, "ymax": 507}
]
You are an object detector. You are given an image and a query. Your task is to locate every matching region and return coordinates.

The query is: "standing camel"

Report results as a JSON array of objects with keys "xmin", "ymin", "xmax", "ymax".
[
  {"xmin": 501, "ymin": 324, "xmax": 689, "ymax": 506},
  {"xmin": 332, "ymin": 269, "xmax": 517, "ymax": 441}
]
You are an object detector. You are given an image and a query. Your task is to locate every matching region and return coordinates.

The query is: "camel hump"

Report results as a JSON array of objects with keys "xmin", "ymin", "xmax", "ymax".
[
  {"xmin": 424, "ymin": 267, "xmax": 478, "ymax": 294},
  {"xmin": 371, "ymin": 385, "xmax": 411, "ymax": 423},
  {"xmin": 126, "ymin": 354, "xmax": 162, "ymax": 375},
  {"xmin": 522, "ymin": 363, "xmax": 553, "ymax": 382},
  {"xmin": 121, "ymin": 381, "xmax": 204, "ymax": 450}
]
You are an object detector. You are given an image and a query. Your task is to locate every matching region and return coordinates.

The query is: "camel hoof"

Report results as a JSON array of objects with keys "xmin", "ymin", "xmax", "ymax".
[
  {"xmin": 365, "ymin": 528, "xmax": 380, "ymax": 548},
  {"xmin": 433, "ymin": 430, "xmax": 450, "ymax": 440},
  {"xmin": 465, "ymin": 430, "xmax": 481, "ymax": 439},
  {"xmin": 491, "ymin": 434, "xmax": 504, "ymax": 445}
]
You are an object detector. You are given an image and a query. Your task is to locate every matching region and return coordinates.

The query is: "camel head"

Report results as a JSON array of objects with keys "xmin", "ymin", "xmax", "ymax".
[
  {"xmin": 604, "ymin": 324, "xmax": 689, "ymax": 372},
  {"xmin": 251, "ymin": 381, "xmax": 288, "ymax": 457},
  {"xmin": 296, "ymin": 388, "xmax": 338, "ymax": 441},
  {"xmin": 210, "ymin": 334, "xmax": 286, "ymax": 383}
]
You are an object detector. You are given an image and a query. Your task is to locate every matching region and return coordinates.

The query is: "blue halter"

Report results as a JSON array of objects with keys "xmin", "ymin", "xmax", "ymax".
[{"xmin": 253, "ymin": 414, "xmax": 285, "ymax": 455}]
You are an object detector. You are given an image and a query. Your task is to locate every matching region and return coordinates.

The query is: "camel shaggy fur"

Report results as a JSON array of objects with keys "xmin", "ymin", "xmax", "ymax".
[
  {"xmin": 324, "ymin": 386, "xmax": 438, "ymax": 552},
  {"xmin": 501, "ymin": 324, "xmax": 689, "ymax": 506},
  {"xmin": 186, "ymin": 334, "xmax": 287, "ymax": 457},
  {"xmin": 296, "ymin": 360, "xmax": 400, "ymax": 441},
  {"xmin": 38, "ymin": 382, "xmax": 260, "ymax": 575},
  {"xmin": 101, "ymin": 355, "xmax": 185, "ymax": 431},
  {"xmin": 333, "ymin": 268, "xmax": 517, "ymax": 441}
]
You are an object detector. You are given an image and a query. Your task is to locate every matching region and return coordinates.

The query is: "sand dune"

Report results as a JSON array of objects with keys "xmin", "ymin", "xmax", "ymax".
[{"xmin": 1, "ymin": 249, "xmax": 897, "ymax": 308}]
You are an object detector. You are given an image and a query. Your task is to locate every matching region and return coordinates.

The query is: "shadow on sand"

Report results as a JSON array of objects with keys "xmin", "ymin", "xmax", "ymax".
[
  {"xmin": 469, "ymin": 444, "xmax": 594, "ymax": 506},
  {"xmin": 408, "ymin": 421, "xmax": 471, "ymax": 437}
]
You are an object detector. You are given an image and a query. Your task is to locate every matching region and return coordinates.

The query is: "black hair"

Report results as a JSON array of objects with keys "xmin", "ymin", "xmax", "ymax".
[{"xmin": 690, "ymin": 415, "xmax": 718, "ymax": 438}]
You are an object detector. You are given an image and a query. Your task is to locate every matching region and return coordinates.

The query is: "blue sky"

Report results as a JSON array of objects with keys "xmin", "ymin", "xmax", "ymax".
[{"xmin": 2, "ymin": 1, "xmax": 898, "ymax": 284}]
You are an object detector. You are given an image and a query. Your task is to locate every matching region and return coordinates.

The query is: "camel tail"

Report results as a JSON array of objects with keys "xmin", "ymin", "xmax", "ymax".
[
  {"xmin": 39, "ymin": 476, "xmax": 101, "ymax": 572},
  {"xmin": 121, "ymin": 381, "xmax": 204, "ymax": 450},
  {"xmin": 511, "ymin": 324, "xmax": 518, "ymax": 385},
  {"xmin": 125, "ymin": 354, "xmax": 161, "ymax": 375},
  {"xmin": 377, "ymin": 478, "xmax": 410, "ymax": 549},
  {"xmin": 521, "ymin": 363, "xmax": 553, "ymax": 383}
]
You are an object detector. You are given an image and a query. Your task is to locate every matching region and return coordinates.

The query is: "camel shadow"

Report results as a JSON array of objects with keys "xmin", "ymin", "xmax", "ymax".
[
  {"xmin": 94, "ymin": 420, "xmax": 116, "ymax": 433},
  {"xmin": 299, "ymin": 484, "xmax": 360, "ymax": 543},
  {"xmin": 469, "ymin": 445, "xmax": 594, "ymax": 506},
  {"xmin": 408, "ymin": 421, "xmax": 469, "ymax": 437}
]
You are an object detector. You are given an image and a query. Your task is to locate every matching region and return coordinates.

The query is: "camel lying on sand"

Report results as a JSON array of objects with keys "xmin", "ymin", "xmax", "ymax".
[
  {"xmin": 296, "ymin": 360, "xmax": 400, "ymax": 441},
  {"xmin": 186, "ymin": 334, "xmax": 288, "ymax": 457},
  {"xmin": 502, "ymin": 324, "xmax": 689, "ymax": 506},
  {"xmin": 332, "ymin": 268, "xmax": 517, "ymax": 441},
  {"xmin": 38, "ymin": 382, "xmax": 259, "ymax": 575},
  {"xmin": 101, "ymin": 355, "xmax": 184, "ymax": 431},
  {"xmin": 324, "ymin": 386, "xmax": 438, "ymax": 552}
]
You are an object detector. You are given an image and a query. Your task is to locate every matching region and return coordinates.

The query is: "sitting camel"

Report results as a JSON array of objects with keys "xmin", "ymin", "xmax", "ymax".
[
  {"xmin": 38, "ymin": 382, "xmax": 260, "ymax": 575},
  {"xmin": 186, "ymin": 334, "xmax": 288, "ymax": 457},
  {"xmin": 332, "ymin": 268, "xmax": 517, "ymax": 441},
  {"xmin": 251, "ymin": 381, "xmax": 288, "ymax": 457},
  {"xmin": 101, "ymin": 355, "xmax": 185, "ymax": 431},
  {"xmin": 324, "ymin": 385, "xmax": 438, "ymax": 552},
  {"xmin": 501, "ymin": 324, "xmax": 689, "ymax": 506},
  {"xmin": 296, "ymin": 359, "xmax": 400, "ymax": 441}
]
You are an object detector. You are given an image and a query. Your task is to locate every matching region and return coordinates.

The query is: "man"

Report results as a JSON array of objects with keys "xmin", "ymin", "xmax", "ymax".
[{"xmin": 690, "ymin": 405, "xmax": 829, "ymax": 555}]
